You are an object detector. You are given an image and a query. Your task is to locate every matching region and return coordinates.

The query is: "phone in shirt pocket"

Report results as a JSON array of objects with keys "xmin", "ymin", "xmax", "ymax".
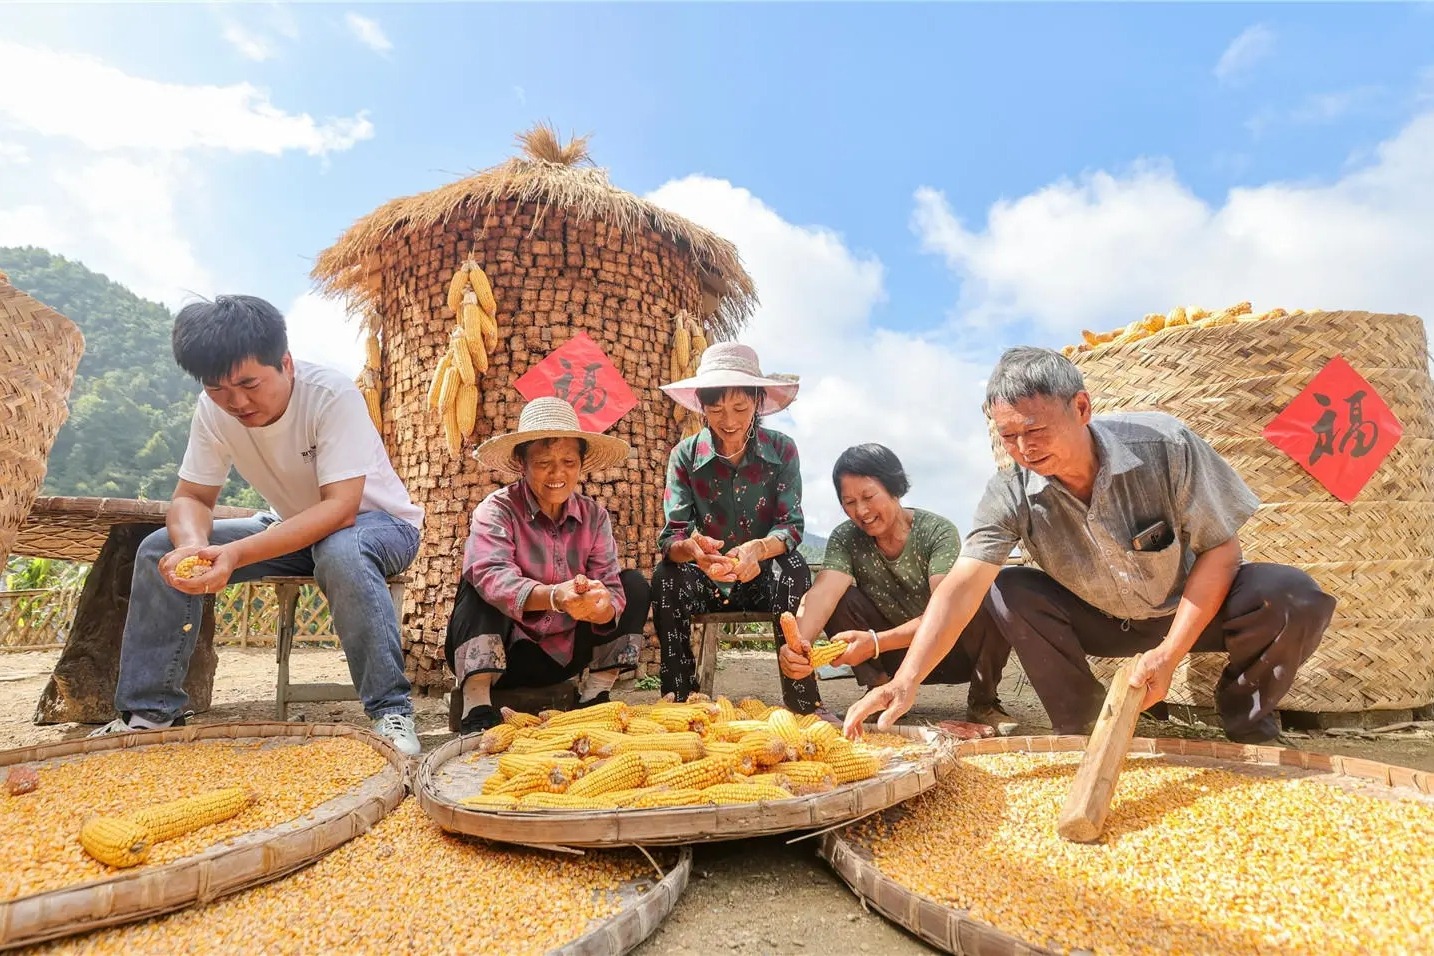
[{"xmin": 1131, "ymin": 518, "xmax": 1175, "ymax": 553}]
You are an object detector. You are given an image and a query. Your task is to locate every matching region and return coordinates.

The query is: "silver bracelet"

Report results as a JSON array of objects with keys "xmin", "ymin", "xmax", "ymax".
[
  {"xmin": 869, "ymin": 629, "xmax": 880, "ymax": 656},
  {"xmin": 549, "ymin": 586, "xmax": 559, "ymax": 612}
]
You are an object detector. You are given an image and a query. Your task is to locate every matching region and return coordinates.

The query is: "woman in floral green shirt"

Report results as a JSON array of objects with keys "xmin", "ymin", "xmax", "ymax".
[{"xmin": 654, "ymin": 343, "xmax": 818, "ymax": 711}]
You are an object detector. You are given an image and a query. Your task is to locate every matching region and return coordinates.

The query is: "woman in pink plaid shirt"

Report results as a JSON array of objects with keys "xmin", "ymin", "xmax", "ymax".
[{"xmin": 445, "ymin": 398, "xmax": 650, "ymax": 735}]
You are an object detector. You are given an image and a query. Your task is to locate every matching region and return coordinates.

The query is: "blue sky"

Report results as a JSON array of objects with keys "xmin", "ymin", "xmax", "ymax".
[{"xmin": 3, "ymin": 2, "xmax": 1433, "ymax": 532}]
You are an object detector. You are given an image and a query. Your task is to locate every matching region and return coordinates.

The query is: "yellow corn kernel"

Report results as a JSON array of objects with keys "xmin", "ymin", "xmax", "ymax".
[
  {"xmin": 543, "ymin": 700, "xmax": 629, "ymax": 729},
  {"xmin": 173, "ymin": 556, "xmax": 212, "ymax": 580},
  {"xmin": 507, "ymin": 729, "xmax": 590, "ymax": 755},
  {"xmin": 702, "ymin": 783, "xmax": 793, "ymax": 805},
  {"xmin": 501, "ymin": 708, "xmax": 542, "ymax": 729},
  {"xmin": 648, "ymin": 756, "xmax": 736, "ymax": 791},
  {"xmin": 567, "ymin": 753, "xmax": 645, "ymax": 798},
  {"xmin": 766, "ymin": 710, "xmax": 804, "ymax": 752},
  {"xmin": 494, "ymin": 753, "xmax": 584, "ymax": 779},
  {"xmin": 770, "ymin": 761, "xmax": 836, "ymax": 790},
  {"xmin": 746, "ymin": 773, "xmax": 794, "ymax": 792},
  {"xmin": 715, "ymin": 696, "xmax": 739, "ymax": 723},
  {"xmin": 446, "ymin": 265, "xmax": 470, "ymax": 315},
  {"xmin": 700, "ymin": 742, "xmax": 758, "ymax": 776},
  {"xmin": 479, "ymin": 772, "xmax": 510, "ymax": 795},
  {"xmin": 449, "ymin": 331, "xmax": 476, "ymax": 386},
  {"xmin": 494, "ymin": 765, "xmax": 571, "ymax": 797},
  {"xmin": 79, "ymin": 816, "xmax": 150, "ymax": 868},
  {"xmin": 627, "ymin": 751, "xmax": 684, "ymax": 776},
  {"xmin": 827, "ymin": 751, "xmax": 883, "ymax": 785},
  {"xmin": 426, "ymin": 351, "xmax": 453, "ymax": 410},
  {"xmin": 624, "ymin": 716, "xmax": 669, "ymax": 736},
  {"xmin": 466, "ymin": 262, "xmax": 498, "ymax": 317},
  {"xmin": 738, "ymin": 697, "xmax": 769, "ymax": 719},
  {"xmin": 807, "ymin": 640, "xmax": 848, "ymax": 669},
  {"xmin": 129, "ymin": 786, "xmax": 251, "ymax": 843},
  {"xmin": 516, "ymin": 792, "xmax": 615, "ymax": 811}
]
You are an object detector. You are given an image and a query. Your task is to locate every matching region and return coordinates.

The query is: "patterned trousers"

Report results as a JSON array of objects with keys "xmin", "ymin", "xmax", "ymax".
[{"xmin": 652, "ymin": 550, "xmax": 819, "ymax": 712}]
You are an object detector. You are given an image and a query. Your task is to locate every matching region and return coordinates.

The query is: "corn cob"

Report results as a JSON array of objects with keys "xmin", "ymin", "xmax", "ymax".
[
  {"xmin": 460, "ymin": 294, "xmax": 485, "ymax": 353},
  {"xmin": 494, "ymin": 765, "xmax": 572, "ymax": 797},
  {"xmin": 362, "ymin": 386, "xmax": 383, "ymax": 432},
  {"xmin": 435, "ymin": 364, "xmax": 459, "ymax": 416},
  {"xmin": 715, "ymin": 697, "xmax": 739, "ymax": 723},
  {"xmin": 808, "ymin": 640, "xmax": 848, "ymax": 669},
  {"xmin": 705, "ymin": 723, "xmax": 746, "ymax": 743},
  {"xmin": 446, "ymin": 265, "xmax": 470, "ymax": 315},
  {"xmin": 700, "ymin": 742, "xmax": 758, "ymax": 776},
  {"xmin": 628, "ymin": 788, "xmax": 714, "ymax": 809},
  {"xmin": 689, "ymin": 317, "xmax": 707, "ymax": 359},
  {"xmin": 364, "ymin": 333, "xmax": 381, "ymax": 371},
  {"xmin": 567, "ymin": 753, "xmax": 646, "ymax": 798},
  {"xmin": 479, "ymin": 772, "xmax": 510, "ymax": 795},
  {"xmin": 624, "ymin": 716, "xmax": 669, "ymax": 736},
  {"xmin": 517, "ymin": 792, "xmax": 615, "ymax": 811},
  {"xmin": 456, "ymin": 383, "xmax": 479, "ymax": 438},
  {"xmin": 827, "ymin": 750, "xmax": 884, "ymax": 784},
  {"xmin": 467, "ymin": 262, "xmax": 497, "ymax": 317},
  {"xmin": 501, "ymin": 708, "xmax": 542, "ymax": 729},
  {"xmin": 625, "ymin": 750, "xmax": 684, "ymax": 776},
  {"xmin": 738, "ymin": 698, "xmax": 769, "ymax": 719},
  {"xmin": 507, "ymin": 729, "xmax": 589, "ymax": 754},
  {"xmin": 449, "ymin": 331, "xmax": 476, "ymax": 385},
  {"xmin": 673, "ymin": 318, "xmax": 691, "ymax": 370},
  {"xmin": 746, "ymin": 773, "xmax": 793, "ymax": 791},
  {"xmin": 79, "ymin": 816, "xmax": 151, "ymax": 868},
  {"xmin": 475, "ymin": 723, "xmax": 517, "ymax": 754},
  {"xmin": 543, "ymin": 701, "xmax": 628, "ymax": 728},
  {"xmin": 459, "ymin": 794, "xmax": 519, "ymax": 810},
  {"xmin": 770, "ymin": 761, "xmax": 836, "ymax": 788},
  {"xmin": 494, "ymin": 753, "xmax": 584, "ymax": 778},
  {"xmin": 174, "ymin": 556, "xmax": 212, "ymax": 580},
  {"xmin": 735, "ymin": 730, "xmax": 791, "ymax": 767},
  {"xmin": 426, "ymin": 351, "xmax": 453, "ymax": 410},
  {"xmin": 648, "ymin": 756, "xmax": 736, "ymax": 791},
  {"xmin": 478, "ymin": 310, "xmax": 499, "ymax": 354},
  {"xmin": 766, "ymin": 710, "xmax": 804, "ymax": 752},
  {"xmin": 597, "ymin": 732, "xmax": 704, "ymax": 761},
  {"xmin": 443, "ymin": 397, "xmax": 462, "ymax": 457},
  {"xmin": 129, "ymin": 786, "xmax": 251, "ymax": 843},
  {"xmin": 702, "ymin": 783, "xmax": 793, "ymax": 805}
]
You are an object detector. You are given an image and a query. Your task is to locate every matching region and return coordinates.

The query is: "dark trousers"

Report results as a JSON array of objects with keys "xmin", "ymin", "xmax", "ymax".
[
  {"xmin": 988, "ymin": 563, "xmax": 1335, "ymax": 741},
  {"xmin": 444, "ymin": 570, "xmax": 652, "ymax": 690},
  {"xmin": 652, "ymin": 550, "xmax": 818, "ymax": 712},
  {"xmin": 826, "ymin": 585, "xmax": 1011, "ymax": 709}
]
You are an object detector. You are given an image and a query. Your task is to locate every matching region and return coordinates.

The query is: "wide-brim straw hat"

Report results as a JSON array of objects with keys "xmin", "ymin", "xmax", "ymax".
[
  {"xmin": 659, "ymin": 342, "xmax": 799, "ymax": 414},
  {"xmin": 472, "ymin": 396, "xmax": 631, "ymax": 475}
]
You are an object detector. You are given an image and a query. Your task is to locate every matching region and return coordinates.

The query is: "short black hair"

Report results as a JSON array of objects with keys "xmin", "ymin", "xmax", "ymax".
[
  {"xmin": 983, "ymin": 346, "xmax": 1086, "ymax": 415},
  {"xmin": 172, "ymin": 295, "xmax": 288, "ymax": 385},
  {"xmin": 831, "ymin": 443, "xmax": 910, "ymax": 499},
  {"xmin": 696, "ymin": 385, "xmax": 764, "ymax": 410},
  {"xmin": 514, "ymin": 436, "xmax": 589, "ymax": 466}
]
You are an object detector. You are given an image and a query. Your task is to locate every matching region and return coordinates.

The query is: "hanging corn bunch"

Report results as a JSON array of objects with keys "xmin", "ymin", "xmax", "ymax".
[
  {"xmin": 431, "ymin": 258, "xmax": 503, "ymax": 457},
  {"xmin": 681, "ymin": 312, "xmax": 708, "ymax": 439},
  {"xmin": 1062, "ymin": 302, "xmax": 1302, "ymax": 358},
  {"xmin": 669, "ymin": 311, "xmax": 711, "ymax": 439},
  {"xmin": 355, "ymin": 330, "xmax": 384, "ymax": 433}
]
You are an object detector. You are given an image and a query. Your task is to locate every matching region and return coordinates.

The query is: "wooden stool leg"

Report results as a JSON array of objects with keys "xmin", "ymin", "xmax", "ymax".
[
  {"xmin": 274, "ymin": 583, "xmax": 300, "ymax": 720},
  {"xmin": 697, "ymin": 622, "xmax": 719, "ymax": 697}
]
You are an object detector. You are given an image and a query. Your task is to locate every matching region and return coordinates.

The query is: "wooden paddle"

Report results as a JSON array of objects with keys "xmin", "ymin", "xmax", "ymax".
[{"xmin": 1057, "ymin": 652, "xmax": 1147, "ymax": 843}]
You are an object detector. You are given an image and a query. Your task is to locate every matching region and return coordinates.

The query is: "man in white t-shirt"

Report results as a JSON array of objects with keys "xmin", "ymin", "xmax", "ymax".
[{"xmin": 90, "ymin": 295, "xmax": 426, "ymax": 756}]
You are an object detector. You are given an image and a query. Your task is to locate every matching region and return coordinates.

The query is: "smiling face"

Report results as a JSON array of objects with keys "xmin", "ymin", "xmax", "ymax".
[
  {"xmin": 520, "ymin": 437, "xmax": 585, "ymax": 513},
  {"xmin": 700, "ymin": 388, "xmax": 758, "ymax": 449},
  {"xmin": 203, "ymin": 354, "xmax": 295, "ymax": 428},
  {"xmin": 990, "ymin": 392, "xmax": 1096, "ymax": 480},
  {"xmin": 838, "ymin": 474, "xmax": 904, "ymax": 540}
]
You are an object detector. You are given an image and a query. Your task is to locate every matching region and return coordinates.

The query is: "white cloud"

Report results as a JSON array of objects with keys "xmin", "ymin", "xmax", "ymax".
[
  {"xmin": 648, "ymin": 177, "xmax": 997, "ymax": 535},
  {"xmin": 0, "ymin": 142, "xmax": 30, "ymax": 164},
  {"xmin": 345, "ymin": 12, "xmax": 392, "ymax": 55},
  {"xmin": 0, "ymin": 204, "xmax": 70, "ymax": 254},
  {"xmin": 1214, "ymin": 24, "xmax": 1275, "ymax": 85},
  {"xmin": 283, "ymin": 291, "xmax": 367, "ymax": 378},
  {"xmin": 0, "ymin": 39, "xmax": 373, "ymax": 156},
  {"xmin": 1247, "ymin": 85, "xmax": 1386, "ymax": 136},
  {"xmin": 913, "ymin": 108, "xmax": 1434, "ymax": 354},
  {"xmin": 222, "ymin": 20, "xmax": 277, "ymax": 61}
]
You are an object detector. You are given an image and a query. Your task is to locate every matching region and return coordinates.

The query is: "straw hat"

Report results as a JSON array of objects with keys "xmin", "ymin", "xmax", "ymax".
[
  {"xmin": 472, "ymin": 396, "xmax": 631, "ymax": 475},
  {"xmin": 659, "ymin": 342, "xmax": 800, "ymax": 414}
]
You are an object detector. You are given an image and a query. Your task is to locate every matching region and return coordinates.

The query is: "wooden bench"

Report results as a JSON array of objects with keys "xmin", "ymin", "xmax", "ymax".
[
  {"xmin": 263, "ymin": 575, "xmax": 406, "ymax": 720},
  {"xmin": 690, "ymin": 611, "xmax": 781, "ymax": 698}
]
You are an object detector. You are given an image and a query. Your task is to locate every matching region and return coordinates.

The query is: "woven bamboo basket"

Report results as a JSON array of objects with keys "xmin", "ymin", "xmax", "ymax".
[
  {"xmin": 819, "ymin": 734, "xmax": 1434, "ymax": 956},
  {"xmin": 554, "ymin": 847, "xmax": 691, "ymax": 956},
  {"xmin": 415, "ymin": 725, "xmax": 956, "ymax": 848},
  {"xmin": 0, "ymin": 722, "xmax": 406, "ymax": 950},
  {"xmin": 991, "ymin": 311, "xmax": 1434, "ymax": 714},
  {"xmin": 0, "ymin": 276, "xmax": 85, "ymax": 567}
]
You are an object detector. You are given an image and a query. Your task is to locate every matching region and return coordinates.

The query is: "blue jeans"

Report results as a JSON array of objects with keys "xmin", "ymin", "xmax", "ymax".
[{"xmin": 114, "ymin": 511, "xmax": 421, "ymax": 723}]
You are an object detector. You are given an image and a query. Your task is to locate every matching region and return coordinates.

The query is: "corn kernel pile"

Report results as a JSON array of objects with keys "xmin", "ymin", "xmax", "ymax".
[
  {"xmin": 2, "ymin": 737, "xmax": 386, "ymax": 901},
  {"xmin": 172, "ymin": 556, "xmax": 212, "ymax": 580},
  {"xmin": 1062, "ymin": 302, "xmax": 1306, "ymax": 358},
  {"xmin": 456, "ymin": 696, "xmax": 911, "ymax": 812},
  {"xmin": 854, "ymin": 751, "xmax": 1434, "ymax": 955},
  {"xmin": 35, "ymin": 800, "xmax": 651, "ymax": 956}
]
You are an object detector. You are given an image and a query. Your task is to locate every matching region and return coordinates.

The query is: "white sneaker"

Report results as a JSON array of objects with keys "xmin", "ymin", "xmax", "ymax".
[
  {"xmin": 373, "ymin": 713, "xmax": 420, "ymax": 757},
  {"xmin": 88, "ymin": 716, "xmax": 175, "ymax": 737}
]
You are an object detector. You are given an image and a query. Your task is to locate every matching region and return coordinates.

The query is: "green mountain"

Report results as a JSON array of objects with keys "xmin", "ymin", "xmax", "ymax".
[
  {"xmin": 1, "ymin": 247, "xmax": 259, "ymax": 508},
  {"xmin": 798, "ymin": 531, "xmax": 828, "ymax": 566}
]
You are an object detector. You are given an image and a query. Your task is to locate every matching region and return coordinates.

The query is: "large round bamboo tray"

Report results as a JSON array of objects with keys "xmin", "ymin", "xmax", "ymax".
[
  {"xmin": 819, "ymin": 734, "xmax": 1434, "ymax": 956},
  {"xmin": 416, "ymin": 724, "xmax": 956, "ymax": 849},
  {"xmin": 0, "ymin": 721, "xmax": 406, "ymax": 951},
  {"xmin": 553, "ymin": 847, "xmax": 692, "ymax": 956},
  {"xmin": 0, "ymin": 276, "xmax": 85, "ymax": 567}
]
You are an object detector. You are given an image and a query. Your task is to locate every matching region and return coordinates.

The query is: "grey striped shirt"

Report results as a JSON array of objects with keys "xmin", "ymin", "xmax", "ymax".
[{"xmin": 963, "ymin": 412, "xmax": 1259, "ymax": 620}]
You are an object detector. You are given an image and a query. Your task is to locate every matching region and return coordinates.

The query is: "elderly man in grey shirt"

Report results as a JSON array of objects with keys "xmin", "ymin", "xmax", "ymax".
[{"xmin": 845, "ymin": 346, "xmax": 1335, "ymax": 744}]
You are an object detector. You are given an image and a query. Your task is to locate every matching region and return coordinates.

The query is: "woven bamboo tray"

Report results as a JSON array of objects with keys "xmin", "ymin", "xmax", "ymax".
[
  {"xmin": 416, "ymin": 724, "xmax": 956, "ymax": 849},
  {"xmin": 552, "ymin": 847, "xmax": 691, "ymax": 956},
  {"xmin": 819, "ymin": 734, "xmax": 1434, "ymax": 956},
  {"xmin": 0, "ymin": 721, "xmax": 407, "ymax": 951}
]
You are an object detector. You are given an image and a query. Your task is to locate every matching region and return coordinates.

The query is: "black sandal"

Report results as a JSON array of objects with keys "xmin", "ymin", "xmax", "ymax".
[{"xmin": 459, "ymin": 704, "xmax": 502, "ymax": 735}]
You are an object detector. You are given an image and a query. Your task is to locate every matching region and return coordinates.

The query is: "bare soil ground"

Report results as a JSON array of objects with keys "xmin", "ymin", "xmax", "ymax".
[{"xmin": 3, "ymin": 645, "xmax": 1430, "ymax": 954}]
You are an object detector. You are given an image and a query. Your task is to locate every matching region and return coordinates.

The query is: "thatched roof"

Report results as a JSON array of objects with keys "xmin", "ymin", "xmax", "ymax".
[{"xmin": 310, "ymin": 124, "xmax": 756, "ymax": 338}]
